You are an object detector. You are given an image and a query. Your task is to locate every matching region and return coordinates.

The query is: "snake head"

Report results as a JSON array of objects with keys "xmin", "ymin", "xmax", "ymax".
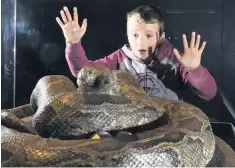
[{"xmin": 77, "ymin": 66, "xmax": 115, "ymax": 94}]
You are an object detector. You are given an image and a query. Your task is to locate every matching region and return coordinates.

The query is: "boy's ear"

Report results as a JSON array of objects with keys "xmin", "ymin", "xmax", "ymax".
[
  {"xmin": 160, "ymin": 32, "xmax": 165, "ymax": 41},
  {"xmin": 158, "ymin": 32, "xmax": 165, "ymax": 44}
]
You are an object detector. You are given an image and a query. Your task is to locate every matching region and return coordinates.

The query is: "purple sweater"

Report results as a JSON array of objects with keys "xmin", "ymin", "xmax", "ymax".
[{"xmin": 65, "ymin": 39, "xmax": 217, "ymax": 101}]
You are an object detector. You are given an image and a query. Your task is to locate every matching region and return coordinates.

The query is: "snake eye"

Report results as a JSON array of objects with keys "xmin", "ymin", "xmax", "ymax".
[{"xmin": 94, "ymin": 77, "xmax": 101, "ymax": 88}]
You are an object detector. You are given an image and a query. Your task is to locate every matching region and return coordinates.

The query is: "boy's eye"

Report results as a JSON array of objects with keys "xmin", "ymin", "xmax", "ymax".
[
  {"xmin": 147, "ymin": 34, "xmax": 153, "ymax": 38},
  {"xmin": 133, "ymin": 33, "xmax": 138, "ymax": 38}
]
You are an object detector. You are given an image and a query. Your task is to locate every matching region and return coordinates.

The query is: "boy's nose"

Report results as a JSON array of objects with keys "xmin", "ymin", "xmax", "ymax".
[{"xmin": 137, "ymin": 36, "xmax": 147, "ymax": 48}]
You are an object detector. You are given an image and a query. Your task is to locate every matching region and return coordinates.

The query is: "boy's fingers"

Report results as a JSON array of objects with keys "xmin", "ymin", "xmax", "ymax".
[
  {"xmin": 81, "ymin": 18, "xmax": 87, "ymax": 30},
  {"xmin": 73, "ymin": 7, "xmax": 79, "ymax": 25},
  {"xmin": 173, "ymin": 48, "xmax": 182, "ymax": 62},
  {"xmin": 56, "ymin": 17, "xmax": 64, "ymax": 28},
  {"xmin": 63, "ymin": 6, "xmax": 72, "ymax": 22},
  {"xmin": 195, "ymin": 34, "xmax": 201, "ymax": 49},
  {"xmin": 199, "ymin": 41, "xmax": 207, "ymax": 53},
  {"xmin": 182, "ymin": 34, "xmax": 189, "ymax": 49},
  {"xmin": 190, "ymin": 32, "xmax": 196, "ymax": 48},
  {"xmin": 60, "ymin": 10, "xmax": 68, "ymax": 23}
]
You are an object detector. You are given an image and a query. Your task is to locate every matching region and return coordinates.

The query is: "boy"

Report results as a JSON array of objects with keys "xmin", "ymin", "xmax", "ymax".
[{"xmin": 56, "ymin": 5, "xmax": 217, "ymax": 101}]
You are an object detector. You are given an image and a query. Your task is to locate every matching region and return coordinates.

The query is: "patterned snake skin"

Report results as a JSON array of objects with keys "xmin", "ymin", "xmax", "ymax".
[{"xmin": 1, "ymin": 66, "xmax": 235, "ymax": 167}]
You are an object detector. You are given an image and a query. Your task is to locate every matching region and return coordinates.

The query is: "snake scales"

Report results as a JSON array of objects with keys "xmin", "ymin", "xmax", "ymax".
[{"xmin": 1, "ymin": 66, "xmax": 235, "ymax": 167}]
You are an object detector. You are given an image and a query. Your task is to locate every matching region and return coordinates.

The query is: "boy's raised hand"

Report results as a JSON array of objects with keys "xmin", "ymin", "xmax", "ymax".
[
  {"xmin": 173, "ymin": 32, "xmax": 206, "ymax": 70},
  {"xmin": 56, "ymin": 6, "xmax": 87, "ymax": 44}
]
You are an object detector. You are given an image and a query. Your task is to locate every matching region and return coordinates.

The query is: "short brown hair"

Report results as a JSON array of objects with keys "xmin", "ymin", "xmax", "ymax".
[{"xmin": 127, "ymin": 5, "xmax": 164, "ymax": 35}]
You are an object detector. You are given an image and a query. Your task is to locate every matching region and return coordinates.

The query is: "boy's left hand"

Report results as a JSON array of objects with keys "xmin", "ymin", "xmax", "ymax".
[{"xmin": 173, "ymin": 32, "xmax": 206, "ymax": 70}]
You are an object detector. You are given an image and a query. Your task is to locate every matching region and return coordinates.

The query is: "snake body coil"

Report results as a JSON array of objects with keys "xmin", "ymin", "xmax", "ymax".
[{"xmin": 2, "ymin": 66, "xmax": 235, "ymax": 167}]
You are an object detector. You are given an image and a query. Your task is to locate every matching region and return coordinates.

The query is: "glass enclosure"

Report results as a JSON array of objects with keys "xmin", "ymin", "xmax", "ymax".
[{"xmin": 1, "ymin": 0, "xmax": 235, "ymax": 124}]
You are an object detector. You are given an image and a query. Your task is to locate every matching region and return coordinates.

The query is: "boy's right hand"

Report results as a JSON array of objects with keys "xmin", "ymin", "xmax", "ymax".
[{"xmin": 56, "ymin": 6, "xmax": 87, "ymax": 44}]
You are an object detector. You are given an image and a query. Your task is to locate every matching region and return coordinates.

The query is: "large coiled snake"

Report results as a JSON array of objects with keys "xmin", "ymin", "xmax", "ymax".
[{"xmin": 1, "ymin": 66, "xmax": 235, "ymax": 167}]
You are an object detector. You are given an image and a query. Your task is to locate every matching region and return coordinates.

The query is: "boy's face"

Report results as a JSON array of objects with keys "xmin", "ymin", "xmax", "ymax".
[{"xmin": 127, "ymin": 14, "xmax": 163, "ymax": 61}]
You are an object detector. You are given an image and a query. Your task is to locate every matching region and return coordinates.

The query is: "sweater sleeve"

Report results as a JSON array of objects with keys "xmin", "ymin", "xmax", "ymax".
[
  {"xmin": 179, "ymin": 64, "xmax": 217, "ymax": 100},
  {"xmin": 65, "ymin": 41, "xmax": 119, "ymax": 77}
]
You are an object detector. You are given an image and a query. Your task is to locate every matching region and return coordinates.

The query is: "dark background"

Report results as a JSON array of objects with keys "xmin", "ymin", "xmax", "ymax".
[{"xmin": 1, "ymin": 0, "xmax": 235, "ymax": 125}]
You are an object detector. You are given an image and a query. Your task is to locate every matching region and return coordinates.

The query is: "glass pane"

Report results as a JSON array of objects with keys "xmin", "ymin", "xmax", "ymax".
[{"xmin": 1, "ymin": 0, "xmax": 16, "ymax": 108}]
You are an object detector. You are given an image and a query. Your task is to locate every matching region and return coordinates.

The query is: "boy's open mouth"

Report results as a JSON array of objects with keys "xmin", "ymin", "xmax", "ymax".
[{"xmin": 138, "ymin": 49, "xmax": 147, "ymax": 53}]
